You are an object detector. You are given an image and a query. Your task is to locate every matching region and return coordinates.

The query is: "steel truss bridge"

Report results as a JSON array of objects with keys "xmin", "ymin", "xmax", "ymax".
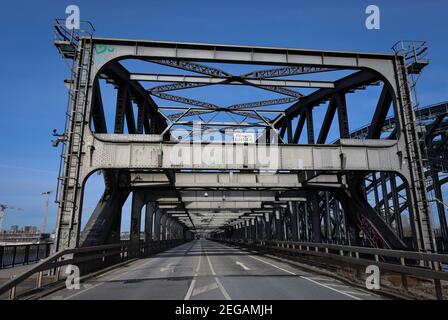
[
  {"xmin": 50, "ymin": 24, "xmax": 445, "ymax": 255},
  {"xmin": 1, "ymin": 22, "xmax": 448, "ymax": 301}
]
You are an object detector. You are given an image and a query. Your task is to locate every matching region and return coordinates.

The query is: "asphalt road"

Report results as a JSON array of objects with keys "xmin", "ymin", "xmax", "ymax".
[{"xmin": 45, "ymin": 239, "xmax": 383, "ymax": 300}]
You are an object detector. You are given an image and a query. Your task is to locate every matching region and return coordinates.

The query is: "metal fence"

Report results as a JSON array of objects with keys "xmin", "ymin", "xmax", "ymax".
[
  {"xmin": 0, "ymin": 239, "xmax": 186, "ymax": 299},
  {"xmin": 216, "ymin": 239, "xmax": 448, "ymax": 300},
  {"xmin": 0, "ymin": 243, "xmax": 52, "ymax": 269}
]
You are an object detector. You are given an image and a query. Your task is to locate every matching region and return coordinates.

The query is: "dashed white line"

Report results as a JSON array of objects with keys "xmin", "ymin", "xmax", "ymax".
[
  {"xmin": 205, "ymin": 251, "xmax": 231, "ymax": 300},
  {"xmin": 340, "ymin": 291, "xmax": 372, "ymax": 296},
  {"xmin": 184, "ymin": 278, "xmax": 197, "ymax": 300},
  {"xmin": 184, "ymin": 246, "xmax": 202, "ymax": 300},
  {"xmin": 218, "ymin": 242, "xmax": 363, "ymax": 300},
  {"xmin": 307, "ymin": 277, "xmax": 337, "ymax": 282},
  {"xmin": 214, "ymin": 277, "xmax": 231, "ymax": 300},
  {"xmin": 301, "ymin": 276, "xmax": 362, "ymax": 300},
  {"xmin": 236, "ymin": 261, "xmax": 251, "ymax": 271},
  {"xmin": 248, "ymin": 255, "xmax": 296, "ymax": 275}
]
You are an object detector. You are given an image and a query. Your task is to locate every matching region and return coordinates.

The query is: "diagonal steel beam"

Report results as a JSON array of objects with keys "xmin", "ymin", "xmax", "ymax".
[
  {"xmin": 279, "ymin": 70, "xmax": 380, "ymax": 122},
  {"xmin": 152, "ymin": 92, "xmax": 219, "ymax": 110},
  {"xmin": 317, "ymin": 97, "xmax": 337, "ymax": 144}
]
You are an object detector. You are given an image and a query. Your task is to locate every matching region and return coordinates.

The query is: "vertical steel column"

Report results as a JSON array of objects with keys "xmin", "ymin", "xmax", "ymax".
[
  {"xmin": 160, "ymin": 214, "xmax": 168, "ymax": 240},
  {"xmin": 264, "ymin": 213, "xmax": 272, "ymax": 240},
  {"xmin": 305, "ymin": 107, "xmax": 315, "ymax": 144},
  {"xmin": 432, "ymin": 171, "xmax": 448, "ymax": 245},
  {"xmin": 251, "ymin": 219, "xmax": 256, "ymax": 239},
  {"xmin": 289, "ymin": 202, "xmax": 299, "ymax": 241},
  {"xmin": 166, "ymin": 219, "xmax": 174, "ymax": 240},
  {"xmin": 144, "ymin": 203, "xmax": 155, "ymax": 241},
  {"xmin": 336, "ymin": 94, "xmax": 350, "ymax": 138},
  {"xmin": 114, "ymin": 85, "xmax": 129, "ymax": 134},
  {"xmin": 371, "ymin": 173, "xmax": 381, "ymax": 213},
  {"xmin": 324, "ymin": 192, "xmax": 332, "ymax": 242},
  {"xmin": 274, "ymin": 209, "xmax": 282, "ymax": 240},
  {"xmin": 389, "ymin": 175, "xmax": 404, "ymax": 239},
  {"xmin": 309, "ymin": 193, "xmax": 322, "ymax": 242},
  {"xmin": 130, "ymin": 191, "xmax": 144, "ymax": 243},
  {"xmin": 380, "ymin": 173, "xmax": 391, "ymax": 226},
  {"xmin": 153, "ymin": 210, "xmax": 162, "ymax": 240},
  {"xmin": 303, "ymin": 202, "xmax": 310, "ymax": 241}
]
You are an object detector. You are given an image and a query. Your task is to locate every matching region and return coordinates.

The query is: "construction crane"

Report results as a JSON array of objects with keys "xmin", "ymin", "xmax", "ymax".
[
  {"xmin": 0, "ymin": 204, "xmax": 24, "ymax": 231},
  {"xmin": 40, "ymin": 191, "xmax": 53, "ymax": 234}
]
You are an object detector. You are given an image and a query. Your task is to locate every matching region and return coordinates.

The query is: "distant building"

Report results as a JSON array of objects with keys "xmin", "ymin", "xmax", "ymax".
[
  {"xmin": 23, "ymin": 226, "xmax": 38, "ymax": 233},
  {"xmin": 0, "ymin": 225, "xmax": 51, "ymax": 244},
  {"xmin": 0, "ymin": 232, "xmax": 51, "ymax": 244}
]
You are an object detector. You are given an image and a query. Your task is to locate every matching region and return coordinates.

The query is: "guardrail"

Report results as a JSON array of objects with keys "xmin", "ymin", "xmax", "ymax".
[
  {"xmin": 0, "ymin": 239, "xmax": 185, "ymax": 299},
  {"xmin": 217, "ymin": 239, "xmax": 448, "ymax": 300},
  {"xmin": 0, "ymin": 243, "xmax": 52, "ymax": 269}
]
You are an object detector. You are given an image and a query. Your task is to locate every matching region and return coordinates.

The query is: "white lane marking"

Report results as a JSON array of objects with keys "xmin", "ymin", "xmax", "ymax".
[
  {"xmin": 301, "ymin": 276, "xmax": 362, "ymax": 300},
  {"xmin": 236, "ymin": 261, "xmax": 251, "ymax": 271},
  {"xmin": 63, "ymin": 282, "xmax": 103, "ymax": 300},
  {"xmin": 184, "ymin": 279, "xmax": 197, "ymax": 300},
  {"xmin": 184, "ymin": 243, "xmax": 203, "ymax": 300},
  {"xmin": 215, "ymin": 277, "xmax": 232, "ymax": 300},
  {"xmin": 192, "ymin": 283, "xmax": 219, "ymax": 296},
  {"xmin": 211, "ymin": 240, "xmax": 371, "ymax": 300},
  {"xmin": 340, "ymin": 291, "xmax": 372, "ymax": 296},
  {"xmin": 324, "ymin": 283, "xmax": 350, "ymax": 288},
  {"xmin": 307, "ymin": 277, "xmax": 337, "ymax": 282},
  {"xmin": 204, "ymin": 246, "xmax": 232, "ymax": 300},
  {"xmin": 195, "ymin": 252, "xmax": 203, "ymax": 273},
  {"xmin": 248, "ymin": 255, "xmax": 296, "ymax": 275},
  {"xmin": 160, "ymin": 263, "xmax": 175, "ymax": 272},
  {"xmin": 205, "ymin": 253, "xmax": 217, "ymax": 275}
]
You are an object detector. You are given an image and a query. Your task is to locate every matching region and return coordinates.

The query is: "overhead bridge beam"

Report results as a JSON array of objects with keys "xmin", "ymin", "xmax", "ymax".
[
  {"xmin": 84, "ymin": 137, "xmax": 403, "ymax": 175},
  {"xmin": 130, "ymin": 73, "xmax": 335, "ymax": 89},
  {"xmin": 130, "ymin": 172, "xmax": 302, "ymax": 189}
]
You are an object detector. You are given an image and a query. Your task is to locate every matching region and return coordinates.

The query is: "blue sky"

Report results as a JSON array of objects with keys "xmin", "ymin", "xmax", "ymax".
[{"xmin": 0, "ymin": 0, "xmax": 447, "ymax": 231}]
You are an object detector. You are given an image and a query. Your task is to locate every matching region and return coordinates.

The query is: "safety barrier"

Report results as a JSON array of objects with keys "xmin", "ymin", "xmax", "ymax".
[
  {"xmin": 0, "ymin": 239, "xmax": 185, "ymax": 299},
  {"xmin": 217, "ymin": 239, "xmax": 448, "ymax": 300},
  {"xmin": 0, "ymin": 243, "xmax": 52, "ymax": 269}
]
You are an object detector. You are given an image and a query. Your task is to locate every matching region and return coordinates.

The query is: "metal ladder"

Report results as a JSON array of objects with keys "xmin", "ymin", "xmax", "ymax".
[
  {"xmin": 55, "ymin": 36, "xmax": 94, "ymax": 251},
  {"xmin": 394, "ymin": 56, "xmax": 436, "ymax": 253}
]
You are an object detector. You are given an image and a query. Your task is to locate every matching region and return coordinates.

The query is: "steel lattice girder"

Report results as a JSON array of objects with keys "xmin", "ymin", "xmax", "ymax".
[{"xmin": 132, "ymin": 73, "xmax": 334, "ymax": 89}]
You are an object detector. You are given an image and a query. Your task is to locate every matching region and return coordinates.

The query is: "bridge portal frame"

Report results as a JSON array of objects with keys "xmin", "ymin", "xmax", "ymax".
[{"xmin": 54, "ymin": 37, "xmax": 436, "ymax": 254}]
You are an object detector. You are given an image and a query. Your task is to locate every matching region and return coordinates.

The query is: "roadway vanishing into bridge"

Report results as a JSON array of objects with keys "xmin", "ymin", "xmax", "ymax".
[{"xmin": 44, "ymin": 240, "xmax": 383, "ymax": 300}]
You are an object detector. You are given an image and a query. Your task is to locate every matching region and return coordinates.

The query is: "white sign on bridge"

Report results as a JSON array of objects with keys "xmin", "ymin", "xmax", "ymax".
[{"xmin": 233, "ymin": 132, "xmax": 255, "ymax": 144}]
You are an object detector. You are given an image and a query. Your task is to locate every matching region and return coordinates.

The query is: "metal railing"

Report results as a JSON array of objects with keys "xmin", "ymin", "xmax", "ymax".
[
  {"xmin": 0, "ymin": 243, "xmax": 52, "ymax": 269},
  {"xmin": 0, "ymin": 239, "xmax": 185, "ymax": 299},
  {"xmin": 217, "ymin": 239, "xmax": 448, "ymax": 300}
]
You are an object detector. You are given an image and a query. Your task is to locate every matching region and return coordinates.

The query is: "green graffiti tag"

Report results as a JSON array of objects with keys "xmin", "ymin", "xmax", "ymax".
[{"xmin": 94, "ymin": 45, "xmax": 115, "ymax": 55}]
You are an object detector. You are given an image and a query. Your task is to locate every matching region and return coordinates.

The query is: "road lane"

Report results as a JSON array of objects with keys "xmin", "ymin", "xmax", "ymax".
[
  {"xmin": 201, "ymin": 240, "xmax": 379, "ymax": 300},
  {"xmin": 44, "ymin": 239, "xmax": 383, "ymax": 300}
]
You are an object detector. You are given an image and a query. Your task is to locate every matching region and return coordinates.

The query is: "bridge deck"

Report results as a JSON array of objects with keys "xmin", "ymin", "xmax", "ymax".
[{"xmin": 44, "ymin": 240, "xmax": 383, "ymax": 300}]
